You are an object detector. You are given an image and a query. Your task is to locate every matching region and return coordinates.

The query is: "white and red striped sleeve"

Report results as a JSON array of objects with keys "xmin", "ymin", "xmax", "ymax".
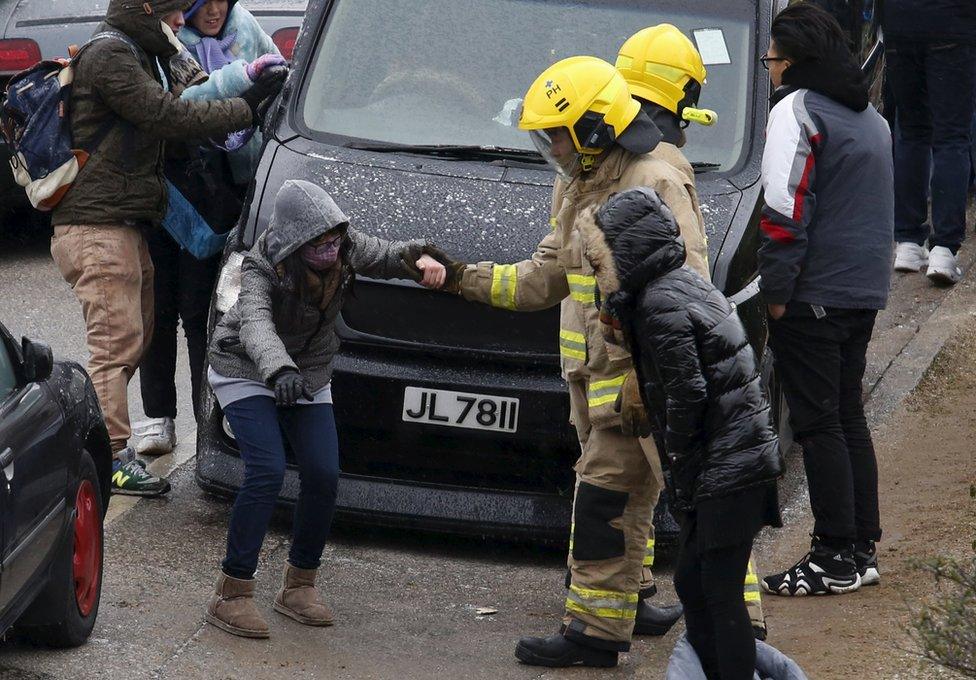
[{"xmin": 757, "ymin": 90, "xmax": 820, "ymax": 305}]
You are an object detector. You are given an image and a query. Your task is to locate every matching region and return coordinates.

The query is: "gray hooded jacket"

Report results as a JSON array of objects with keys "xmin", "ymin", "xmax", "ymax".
[{"xmin": 208, "ymin": 180, "xmax": 427, "ymax": 390}]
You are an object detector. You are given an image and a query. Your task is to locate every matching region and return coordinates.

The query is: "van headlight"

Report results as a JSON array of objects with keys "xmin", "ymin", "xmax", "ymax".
[{"xmin": 222, "ymin": 416, "xmax": 236, "ymax": 440}]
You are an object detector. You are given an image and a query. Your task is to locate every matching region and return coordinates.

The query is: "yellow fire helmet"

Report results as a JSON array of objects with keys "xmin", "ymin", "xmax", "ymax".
[
  {"xmin": 616, "ymin": 24, "xmax": 718, "ymax": 127},
  {"xmin": 518, "ymin": 56, "xmax": 661, "ymax": 178}
]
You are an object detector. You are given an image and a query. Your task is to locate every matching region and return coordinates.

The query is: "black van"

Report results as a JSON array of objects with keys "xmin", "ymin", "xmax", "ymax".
[{"xmin": 196, "ymin": 0, "xmax": 884, "ymax": 541}]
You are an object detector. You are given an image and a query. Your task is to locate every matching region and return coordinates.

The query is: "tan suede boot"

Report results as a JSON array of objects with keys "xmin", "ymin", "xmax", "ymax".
[
  {"xmin": 205, "ymin": 572, "xmax": 270, "ymax": 639},
  {"xmin": 273, "ymin": 562, "xmax": 334, "ymax": 626}
]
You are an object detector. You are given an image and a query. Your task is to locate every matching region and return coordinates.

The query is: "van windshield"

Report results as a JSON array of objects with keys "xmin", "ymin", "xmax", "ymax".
[{"xmin": 300, "ymin": 0, "xmax": 755, "ymax": 171}]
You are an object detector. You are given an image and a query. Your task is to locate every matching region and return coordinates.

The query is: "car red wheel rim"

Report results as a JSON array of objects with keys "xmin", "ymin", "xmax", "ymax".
[{"xmin": 72, "ymin": 479, "xmax": 101, "ymax": 617}]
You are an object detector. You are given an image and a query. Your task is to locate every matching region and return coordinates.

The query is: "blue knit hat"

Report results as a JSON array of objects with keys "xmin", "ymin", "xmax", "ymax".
[{"xmin": 184, "ymin": 0, "xmax": 207, "ymax": 19}]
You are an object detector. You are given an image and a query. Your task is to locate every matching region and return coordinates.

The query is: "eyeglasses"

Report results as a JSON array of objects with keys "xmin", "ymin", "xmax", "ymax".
[
  {"xmin": 760, "ymin": 55, "xmax": 788, "ymax": 70},
  {"xmin": 312, "ymin": 233, "xmax": 343, "ymax": 247}
]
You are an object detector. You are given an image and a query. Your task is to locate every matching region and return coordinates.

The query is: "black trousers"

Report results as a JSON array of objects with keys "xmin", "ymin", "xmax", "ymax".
[
  {"xmin": 767, "ymin": 303, "xmax": 881, "ymax": 543},
  {"xmin": 139, "ymin": 228, "xmax": 220, "ymax": 419},
  {"xmin": 673, "ymin": 519, "xmax": 755, "ymax": 680},
  {"xmin": 886, "ymin": 40, "xmax": 976, "ymax": 253}
]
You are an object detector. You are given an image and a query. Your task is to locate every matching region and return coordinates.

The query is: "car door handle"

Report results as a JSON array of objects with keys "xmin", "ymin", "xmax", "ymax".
[{"xmin": 727, "ymin": 276, "xmax": 761, "ymax": 308}]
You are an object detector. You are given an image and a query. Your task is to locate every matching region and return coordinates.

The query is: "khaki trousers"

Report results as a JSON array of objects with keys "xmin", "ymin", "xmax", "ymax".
[
  {"xmin": 51, "ymin": 225, "xmax": 154, "ymax": 453},
  {"xmin": 563, "ymin": 379, "xmax": 663, "ymax": 650}
]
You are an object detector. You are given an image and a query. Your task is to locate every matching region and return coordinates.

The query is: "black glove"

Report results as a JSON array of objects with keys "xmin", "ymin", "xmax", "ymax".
[
  {"xmin": 272, "ymin": 369, "xmax": 312, "ymax": 407},
  {"xmin": 240, "ymin": 65, "xmax": 288, "ymax": 124}
]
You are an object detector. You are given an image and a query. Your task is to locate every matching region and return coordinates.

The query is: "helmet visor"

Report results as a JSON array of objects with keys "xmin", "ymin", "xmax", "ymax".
[{"xmin": 528, "ymin": 128, "xmax": 580, "ymax": 180}]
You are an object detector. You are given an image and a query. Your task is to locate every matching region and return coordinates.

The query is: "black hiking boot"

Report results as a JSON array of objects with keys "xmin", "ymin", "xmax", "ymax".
[
  {"xmin": 515, "ymin": 633, "xmax": 618, "ymax": 668},
  {"xmin": 632, "ymin": 599, "xmax": 684, "ymax": 636}
]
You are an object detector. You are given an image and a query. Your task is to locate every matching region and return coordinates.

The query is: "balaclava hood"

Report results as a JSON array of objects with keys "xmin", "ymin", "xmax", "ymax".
[
  {"xmin": 105, "ymin": 0, "xmax": 191, "ymax": 58},
  {"xmin": 638, "ymin": 100, "xmax": 686, "ymax": 148},
  {"xmin": 265, "ymin": 180, "xmax": 350, "ymax": 266}
]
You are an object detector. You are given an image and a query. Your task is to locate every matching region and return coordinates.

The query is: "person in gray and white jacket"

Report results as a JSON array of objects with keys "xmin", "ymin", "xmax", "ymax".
[
  {"xmin": 204, "ymin": 179, "xmax": 455, "ymax": 639},
  {"xmin": 757, "ymin": 3, "xmax": 893, "ymax": 600}
]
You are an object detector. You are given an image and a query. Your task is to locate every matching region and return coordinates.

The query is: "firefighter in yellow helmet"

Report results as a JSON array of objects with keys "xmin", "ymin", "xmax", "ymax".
[
  {"xmin": 444, "ymin": 55, "xmax": 708, "ymax": 667},
  {"xmin": 616, "ymin": 24, "xmax": 769, "ymax": 640}
]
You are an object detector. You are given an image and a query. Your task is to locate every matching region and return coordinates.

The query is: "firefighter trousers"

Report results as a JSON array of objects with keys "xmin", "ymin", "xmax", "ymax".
[
  {"xmin": 563, "ymin": 381, "xmax": 766, "ymax": 650},
  {"xmin": 639, "ymin": 546, "xmax": 766, "ymax": 630},
  {"xmin": 563, "ymin": 379, "xmax": 662, "ymax": 650}
]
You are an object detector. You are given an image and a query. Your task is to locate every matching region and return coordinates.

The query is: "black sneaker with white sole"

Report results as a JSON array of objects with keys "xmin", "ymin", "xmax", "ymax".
[
  {"xmin": 762, "ymin": 538, "xmax": 861, "ymax": 596},
  {"xmin": 853, "ymin": 540, "xmax": 880, "ymax": 586}
]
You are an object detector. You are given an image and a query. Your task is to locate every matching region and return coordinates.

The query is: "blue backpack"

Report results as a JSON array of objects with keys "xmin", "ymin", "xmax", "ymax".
[{"xmin": 0, "ymin": 31, "xmax": 139, "ymax": 211}]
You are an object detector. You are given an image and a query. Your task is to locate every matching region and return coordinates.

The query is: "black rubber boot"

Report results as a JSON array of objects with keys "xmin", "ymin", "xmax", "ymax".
[
  {"xmin": 515, "ymin": 633, "xmax": 618, "ymax": 668},
  {"xmin": 632, "ymin": 599, "xmax": 684, "ymax": 636}
]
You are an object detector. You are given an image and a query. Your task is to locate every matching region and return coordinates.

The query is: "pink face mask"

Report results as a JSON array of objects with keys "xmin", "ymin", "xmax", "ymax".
[{"xmin": 300, "ymin": 235, "xmax": 341, "ymax": 271}]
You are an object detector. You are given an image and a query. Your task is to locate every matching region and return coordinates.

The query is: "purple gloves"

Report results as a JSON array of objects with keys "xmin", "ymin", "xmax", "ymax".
[{"xmin": 245, "ymin": 53, "xmax": 288, "ymax": 81}]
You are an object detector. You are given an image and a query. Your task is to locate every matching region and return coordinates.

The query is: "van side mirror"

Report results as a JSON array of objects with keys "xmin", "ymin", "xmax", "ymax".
[{"xmin": 21, "ymin": 338, "xmax": 53, "ymax": 383}]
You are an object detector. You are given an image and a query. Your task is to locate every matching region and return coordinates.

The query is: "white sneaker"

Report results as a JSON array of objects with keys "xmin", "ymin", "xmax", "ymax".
[
  {"xmin": 133, "ymin": 417, "xmax": 176, "ymax": 456},
  {"xmin": 893, "ymin": 242, "xmax": 928, "ymax": 272},
  {"xmin": 926, "ymin": 246, "xmax": 962, "ymax": 285}
]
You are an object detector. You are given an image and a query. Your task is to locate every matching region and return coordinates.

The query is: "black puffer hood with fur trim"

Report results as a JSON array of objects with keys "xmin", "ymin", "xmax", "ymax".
[{"xmin": 587, "ymin": 188, "xmax": 783, "ymax": 509}]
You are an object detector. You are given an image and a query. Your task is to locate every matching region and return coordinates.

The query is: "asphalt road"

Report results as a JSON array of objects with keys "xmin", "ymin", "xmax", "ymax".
[{"xmin": 0, "ymin": 209, "xmax": 972, "ymax": 679}]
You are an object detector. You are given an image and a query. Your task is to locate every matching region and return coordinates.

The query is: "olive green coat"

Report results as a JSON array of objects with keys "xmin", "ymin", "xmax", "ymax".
[{"xmin": 52, "ymin": 0, "xmax": 253, "ymax": 228}]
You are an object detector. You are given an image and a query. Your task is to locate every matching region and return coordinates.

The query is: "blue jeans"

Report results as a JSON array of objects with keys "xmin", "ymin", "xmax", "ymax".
[
  {"xmin": 887, "ymin": 40, "xmax": 976, "ymax": 253},
  {"xmin": 221, "ymin": 396, "xmax": 340, "ymax": 579}
]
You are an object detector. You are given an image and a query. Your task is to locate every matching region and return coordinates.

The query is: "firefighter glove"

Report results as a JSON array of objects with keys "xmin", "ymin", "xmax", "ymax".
[
  {"xmin": 600, "ymin": 305, "xmax": 629, "ymax": 348},
  {"xmin": 402, "ymin": 244, "xmax": 467, "ymax": 294},
  {"xmin": 615, "ymin": 369, "xmax": 651, "ymax": 438}
]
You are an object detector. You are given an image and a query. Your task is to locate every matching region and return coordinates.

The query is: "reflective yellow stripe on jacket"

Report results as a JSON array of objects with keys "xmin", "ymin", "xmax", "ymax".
[
  {"xmin": 587, "ymin": 374, "xmax": 627, "ymax": 408},
  {"xmin": 744, "ymin": 560, "xmax": 762, "ymax": 603},
  {"xmin": 566, "ymin": 273, "xmax": 597, "ymax": 305},
  {"xmin": 490, "ymin": 264, "xmax": 518, "ymax": 310},
  {"xmin": 566, "ymin": 585, "xmax": 639, "ymax": 620},
  {"xmin": 559, "ymin": 329, "xmax": 586, "ymax": 362},
  {"xmin": 643, "ymin": 538, "xmax": 655, "ymax": 568}
]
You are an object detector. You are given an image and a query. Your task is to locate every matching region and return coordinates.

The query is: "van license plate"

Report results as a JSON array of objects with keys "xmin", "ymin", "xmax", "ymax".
[{"xmin": 402, "ymin": 387, "xmax": 519, "ymax": 433}]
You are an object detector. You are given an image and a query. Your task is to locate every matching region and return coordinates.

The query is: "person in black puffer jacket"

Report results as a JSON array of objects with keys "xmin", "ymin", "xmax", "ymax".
[{"xmin": 583, "ymin": 187, "xmax": 783, "ymax": 680}]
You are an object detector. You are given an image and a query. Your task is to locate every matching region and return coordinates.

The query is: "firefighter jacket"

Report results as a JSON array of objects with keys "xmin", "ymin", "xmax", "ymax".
[{"xmin": 459, "ymin": 143, "xmax": 709, "ymax": 430}]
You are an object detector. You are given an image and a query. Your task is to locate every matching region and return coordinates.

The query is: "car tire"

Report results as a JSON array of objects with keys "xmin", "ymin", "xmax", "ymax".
[{"xmin": 18, "ymin": 449, "xmax": 104, "ymax": 648}]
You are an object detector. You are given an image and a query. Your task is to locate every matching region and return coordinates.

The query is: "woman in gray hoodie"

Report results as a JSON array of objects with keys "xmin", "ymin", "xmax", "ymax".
[{"xmin": 204, "ymin": 179, "xmax": 452, "ymax": 638}]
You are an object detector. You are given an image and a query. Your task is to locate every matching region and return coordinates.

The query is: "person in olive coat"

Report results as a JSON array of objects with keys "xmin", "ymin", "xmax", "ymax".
[{"xmin": 584, "ymin": 187, "xmax": 783, "ymax": 680}]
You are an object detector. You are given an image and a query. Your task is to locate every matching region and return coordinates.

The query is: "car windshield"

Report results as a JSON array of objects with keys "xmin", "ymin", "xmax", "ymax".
[{"xmin": 300, "ymin": 0, "xmax": 755, "ymax": 171}]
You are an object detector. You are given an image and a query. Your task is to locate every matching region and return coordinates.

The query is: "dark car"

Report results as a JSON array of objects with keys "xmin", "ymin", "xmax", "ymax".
[
  {"xmin": 0, "ymin": 0, "xmax": 307, "ymax": 219},
  {"xmin": 0, "ymin": 320, "xmax": 111, "ymax": 647},
  {"xmin": 197, "ymin": 0, "xmax": 884, "ymax": 541}
]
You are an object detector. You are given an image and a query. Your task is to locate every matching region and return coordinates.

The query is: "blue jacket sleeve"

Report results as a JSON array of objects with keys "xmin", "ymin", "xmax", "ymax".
[
  {"xmin": 178, "ymin": 6, "xmax": 281, "ymax": 102},
  {"xmin": 180, "ymin": 59, "xmax": 251, "ymax": 101}
]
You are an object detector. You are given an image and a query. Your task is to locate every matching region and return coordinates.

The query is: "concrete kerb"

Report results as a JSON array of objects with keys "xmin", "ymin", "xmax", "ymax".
[{"xmin": 865, "ymin": 273, "xmax": 976, "ymax": 425}]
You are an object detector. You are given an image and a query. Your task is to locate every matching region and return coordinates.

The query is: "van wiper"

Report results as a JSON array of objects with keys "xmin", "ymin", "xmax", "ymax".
[
  {"xmin": 344, "ymin": 141, "xmax": 546, "ymax": 163},
  {"xmin": 691, "ymin": 162, "xmax": 722, "ymax": 173}
]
